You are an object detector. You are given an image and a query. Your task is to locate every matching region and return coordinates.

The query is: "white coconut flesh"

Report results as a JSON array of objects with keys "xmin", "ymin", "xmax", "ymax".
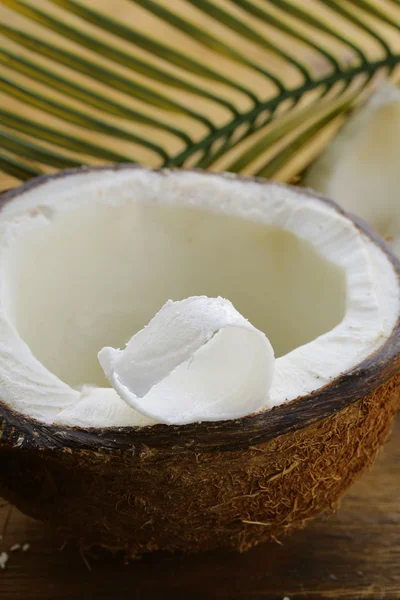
[
  {"xmin": 305, "ymin": 83, "xmax": 400, "ymax": 258},
  {"xmin": 0, "ymin": 169, "xmax": 398, "ymax": 428},
  {"xmin": 98, "ymin": 297, "xmax": 274, "ymax": 425}
]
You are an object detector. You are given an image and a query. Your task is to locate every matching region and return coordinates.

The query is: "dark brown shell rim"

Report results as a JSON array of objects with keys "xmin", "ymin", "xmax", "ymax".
[{"xmin": 0, "ymin": 164, "xmax": 399, "ymax": 452}]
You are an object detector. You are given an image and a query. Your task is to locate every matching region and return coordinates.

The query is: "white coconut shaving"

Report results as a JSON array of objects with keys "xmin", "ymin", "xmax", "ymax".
[
  {"xmin": 0, "ymin": 552, "xmax": 8, "ymax": 570},
  {"xmin": 98, "ymin": 296, "xmax": 275, "ymax": 425},
  {"xmin": 305, "ymin": 83, "xmax": 400, "ymax": 257},
  {"xmin": 9, "ymin": 544, "xmax": 21, "ymax": 551}
]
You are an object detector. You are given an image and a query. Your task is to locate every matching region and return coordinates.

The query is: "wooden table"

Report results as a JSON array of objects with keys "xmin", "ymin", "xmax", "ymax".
[{"xmin": 1, "ymin": 415, "xmax": 399, "ymax": 600}]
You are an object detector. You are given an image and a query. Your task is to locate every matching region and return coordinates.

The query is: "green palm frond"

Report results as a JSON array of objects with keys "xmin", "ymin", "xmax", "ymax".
[{"xmin": 0, "ymin": 0, "xmax": 399, "ymax": 184}]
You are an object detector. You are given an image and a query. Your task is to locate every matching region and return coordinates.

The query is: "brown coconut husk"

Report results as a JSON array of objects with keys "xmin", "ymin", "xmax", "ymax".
[
  {"xmin": 0, "ymin": 166, "xmax": 400, "ymax": 555},
  {"xmin": 1, "ymin": 374, "xmax": 399, "ymax": 555}
]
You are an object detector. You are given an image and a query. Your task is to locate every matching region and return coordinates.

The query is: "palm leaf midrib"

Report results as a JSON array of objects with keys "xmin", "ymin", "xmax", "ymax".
[{"xmin": 169, "ymin": 53, "xmax": 400, "ymax": 168}]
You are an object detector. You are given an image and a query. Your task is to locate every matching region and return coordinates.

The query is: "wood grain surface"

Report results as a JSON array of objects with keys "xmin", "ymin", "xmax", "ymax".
[{"xmin": 1, "ymin": 414, "xmax": 399, "ymax": 600}]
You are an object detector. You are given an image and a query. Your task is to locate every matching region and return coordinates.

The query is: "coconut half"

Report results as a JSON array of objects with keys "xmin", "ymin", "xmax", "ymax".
[
  {"xmin": 0, "ymin": 166, "xmax": 399, "ymax": 555},
  {"xmin": 305, "ymin": 83, "xmax": 400, "ymax": 257}
]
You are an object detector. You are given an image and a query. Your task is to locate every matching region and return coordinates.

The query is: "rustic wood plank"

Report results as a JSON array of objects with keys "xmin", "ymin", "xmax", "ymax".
[{"xmin": 1, "ymin": 415, "xmax": 399, "ymax": 600}]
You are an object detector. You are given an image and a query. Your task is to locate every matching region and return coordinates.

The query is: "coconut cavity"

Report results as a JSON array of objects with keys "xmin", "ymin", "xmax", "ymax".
[
  {"xmin": 0, "ymin": 168, "xmax": 398, "ymax": 427},
  {"xmin": 11, "ymin": 202, "xmax": 344, "ymax": 388}
]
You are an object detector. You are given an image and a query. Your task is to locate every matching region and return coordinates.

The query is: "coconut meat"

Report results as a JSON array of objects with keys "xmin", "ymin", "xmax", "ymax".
[
  {"xmin": 98, "ymin": 296, "xmax": 274, "ymax": 425},
  {"xmin": 0, "ymin": 169, "xmax": 398, "ymax": 428},
  {"xmin": 305, "ymin": 83, "xmax": 400, "ymax": 257}
]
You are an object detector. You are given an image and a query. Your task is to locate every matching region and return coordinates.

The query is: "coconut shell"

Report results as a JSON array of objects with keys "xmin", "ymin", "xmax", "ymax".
[
  {"xmin": 0, "ymin": 166, "xmax": 400, "ymax": 555},
  {"xmin": 1, "ymin": 375, "xmax": 400, "ymax": 555}
]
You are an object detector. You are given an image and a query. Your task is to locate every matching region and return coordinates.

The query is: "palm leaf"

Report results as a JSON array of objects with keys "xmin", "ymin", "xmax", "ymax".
[{"xmin": 0, "ymin": 0, "xmax": 399, "ymax": 185}]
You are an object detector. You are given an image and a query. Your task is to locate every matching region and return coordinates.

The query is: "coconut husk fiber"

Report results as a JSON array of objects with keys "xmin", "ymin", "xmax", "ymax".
[{"xmin": 1, "ymin": 373, "xmax": 399, "ymax": 556}]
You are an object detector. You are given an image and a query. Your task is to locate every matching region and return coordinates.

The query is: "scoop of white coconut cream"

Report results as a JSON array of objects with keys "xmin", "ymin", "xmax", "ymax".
[{"xmin": 97, "ymin": 296, "xmax": 275, "ymax": 425}]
